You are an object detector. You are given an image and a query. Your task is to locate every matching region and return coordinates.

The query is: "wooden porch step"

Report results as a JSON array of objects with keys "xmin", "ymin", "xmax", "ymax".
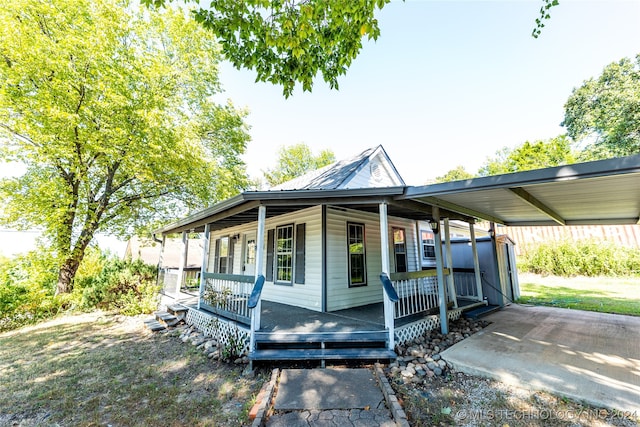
[
  {"xmin": 463, "ymin": 304, "xmax": 501, "ymax": 319},
  {"xmin": 155, "ymin": 311, "xmax": 180, "ymax": 327},
  {"xmin": 254, "ymin": 330, "xmax": 388, "ymax": 344},
  {"xmin": 249, "ymin": 348, "xmax": 397, "ymax": 361},
  {"xmin": 166, "ymin": 304, "xmax": 189, "ymax": 315}
]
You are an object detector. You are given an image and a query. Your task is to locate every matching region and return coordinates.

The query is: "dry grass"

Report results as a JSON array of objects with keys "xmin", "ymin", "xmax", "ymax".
[{"xmin": 0, "ymin": 312, "xmax": 264, "ymax": 427}]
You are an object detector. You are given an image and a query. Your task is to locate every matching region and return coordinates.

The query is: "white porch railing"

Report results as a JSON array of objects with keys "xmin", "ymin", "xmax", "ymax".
[
  {"xmin": 200, "ymin": 273, "xmax": 254, "ymax": 325},
  {"xmin": 389, "ymin": 269, "xmax": 450, "ymax": 319}
]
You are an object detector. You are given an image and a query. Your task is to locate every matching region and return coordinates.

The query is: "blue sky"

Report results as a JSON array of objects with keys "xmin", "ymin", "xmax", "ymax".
[{"xmin": 217, "ymin": 0, "xmax": 640, "ymax": 185}]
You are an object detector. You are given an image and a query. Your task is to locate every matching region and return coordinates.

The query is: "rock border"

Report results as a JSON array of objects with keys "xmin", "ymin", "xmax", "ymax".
[{"xmin": 250, "ymin": 368, "xmax": 280, "ymax": 427}]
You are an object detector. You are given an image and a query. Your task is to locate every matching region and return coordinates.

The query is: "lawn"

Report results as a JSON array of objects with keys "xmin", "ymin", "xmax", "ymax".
[
  {"xmin": 517, "ymin": 272, "xmax": 640, "ymax": 316},
  {"xmin": 0, "ymin": 312, "xmax": 265, "ymax": 427}
]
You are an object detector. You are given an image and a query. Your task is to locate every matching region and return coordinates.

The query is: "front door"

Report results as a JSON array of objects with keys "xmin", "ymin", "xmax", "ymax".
[{"xmin": 243, "ymin": 231, "xmax": 257, "ymax": 276}]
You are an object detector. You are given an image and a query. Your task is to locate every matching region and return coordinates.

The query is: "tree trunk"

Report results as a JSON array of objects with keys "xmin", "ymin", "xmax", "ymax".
[{"xmin": 56, "ymin": 256, "xmax": 81, "ymax": 294}]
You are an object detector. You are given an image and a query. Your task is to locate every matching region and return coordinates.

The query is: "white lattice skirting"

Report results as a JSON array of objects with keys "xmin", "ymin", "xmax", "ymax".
[
  {"xmin": 394, "ymin": 308, "xmax": 463, "ymax": 346},
  {"xmin": 186, "ymin": 308, "xmax": 251, "ymax": 355}
]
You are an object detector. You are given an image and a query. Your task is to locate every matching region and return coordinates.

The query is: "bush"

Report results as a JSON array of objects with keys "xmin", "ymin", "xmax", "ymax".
[
  {"xmin": 520, "ymin": 239, "xmax": 640, "ymax": 277},
  {"xmin": 0, "ymin": 246, "xmax": 160, "ymax": 332}
]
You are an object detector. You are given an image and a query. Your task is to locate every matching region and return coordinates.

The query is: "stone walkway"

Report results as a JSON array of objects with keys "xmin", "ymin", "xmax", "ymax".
[{"xmin": 251, "ymin": 367, "xmax": 409, "ymax": 427}]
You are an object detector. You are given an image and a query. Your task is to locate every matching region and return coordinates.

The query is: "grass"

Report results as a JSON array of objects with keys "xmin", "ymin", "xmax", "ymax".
[
  {"xmin": 517, "ymin": 273, "xmax": 640, "ymax": 316},
  {"xmin": 0, "ymin": 312, "xmax": 265, "ymax": 426}
]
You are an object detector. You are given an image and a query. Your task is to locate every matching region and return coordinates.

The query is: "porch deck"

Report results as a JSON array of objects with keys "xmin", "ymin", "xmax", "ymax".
[{"xmin": 258, "ymin": 299, "xmax": 483, "ymax": 334}]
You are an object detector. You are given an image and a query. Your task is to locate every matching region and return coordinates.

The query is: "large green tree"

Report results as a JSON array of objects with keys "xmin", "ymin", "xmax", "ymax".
[
  {"xmin": 144, "ymin": 0, "xmax": 557, "ymax": 97},
  {"xmin": 563, "ymin": 55, "xmax": 640, "ymax": 158},
  {"xmin": 478, "ymin": 135, "xmax": 577, "ymax": 176},
  {"xmin": 0, "ymin": 0, "xmax": 251, "ymax": 293},
  {"xmin": 263, "ymin": 143, "xmax": 335, "ymax": 186},
  {"xmin": 434, "ymin": 166, "xmax": 475, "ymax": 183}
]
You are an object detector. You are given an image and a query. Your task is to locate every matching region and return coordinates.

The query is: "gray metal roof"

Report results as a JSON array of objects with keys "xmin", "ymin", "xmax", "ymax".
[
  {"xmin": 270, "ymin": 145, "xmax": 405, "ymax": 190},
  {"xmin": 403, "ymin": 154, "xmax": 640, "ymax": 226}
]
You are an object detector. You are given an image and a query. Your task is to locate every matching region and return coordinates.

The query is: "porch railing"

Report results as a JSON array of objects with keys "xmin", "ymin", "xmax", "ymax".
[
  {"xmin": 389, "ymin": 269, "xmax": 450, "ymax": 319},
  {"xmin": 200, "ymin": 273, "xmax": 254, "ymax": 325},
  {"xmin": 158, "ymin": 268, "xmax": 201, "ymax": 295},
  {"xmin": 452, "ymin": 268, "xmax": 481, "ymax": 300}
]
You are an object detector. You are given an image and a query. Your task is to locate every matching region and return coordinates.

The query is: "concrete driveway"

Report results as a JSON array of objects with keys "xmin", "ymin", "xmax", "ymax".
[{"xmin": 441, "ymin": 304, "xmax": 640, "ymax": 414}]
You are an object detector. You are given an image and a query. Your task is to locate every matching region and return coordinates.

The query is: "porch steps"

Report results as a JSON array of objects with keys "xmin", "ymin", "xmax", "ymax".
[
  {"xmin": 463, "ymin": 304, "xmax": 501, "ymax": 319},
  {"xmin": 250, "ymin": 330, "xmax": 396, "ymax": 363},
  {"xmin": 144, "ymin": 304, "xmax": 190, "ymax": 332}
]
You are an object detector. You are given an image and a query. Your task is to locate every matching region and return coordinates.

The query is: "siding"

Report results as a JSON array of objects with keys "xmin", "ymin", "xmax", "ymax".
[
  {"xmin": 205, "ymin": 206, "xmax": 323, "ymax": 311},
  {"xmin": 343, "ymin": 153, "xmax": 403, "ymax": 189},
  {"xmin": 325, "ymin": 207, "xmax": 419, "ymax": 311},
  {"xmin": 261, "ymin": 206, "xmax": 323, "ymax": 311}
]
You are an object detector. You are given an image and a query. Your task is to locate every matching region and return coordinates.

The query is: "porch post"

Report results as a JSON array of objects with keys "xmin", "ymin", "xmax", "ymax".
[
  {"xmin": 157, "ymin": 235, "xmax": 166, "ymax": 290},
  {"xmin": 251, "ymin": 205, "xmax": 267, "ymax": 347},
  {"xmin": 177, "ymin": 231, "xmax": 188, "ymax": 292},
  {"xmin": 197, "ymin": 224, "xmax": 210, "ymax": 310},
  {"xmin": 469, "ymin": 222, "xmax": 484, "ymax": 302},
  {"xmin": 433, "ymin": 207, "xmax": 449, "ymax": 334},
  {"xmin": 379, "ymin": 202, "xmax": 394, "ymax": 350},
  {"xmin": 443, "ymin": 218, "xmax": 458, "ymax": 308}
]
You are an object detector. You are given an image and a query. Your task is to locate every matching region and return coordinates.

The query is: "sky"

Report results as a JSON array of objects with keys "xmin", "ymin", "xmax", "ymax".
[{"xmin": 215, "ymin": 0, "xmax": 640, "ymax": 185}]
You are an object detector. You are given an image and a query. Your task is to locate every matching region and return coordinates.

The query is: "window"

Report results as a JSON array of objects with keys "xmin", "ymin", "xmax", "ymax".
[
  {"xmin": 393, "ymin": 227, "xmax": 407, "ymax": 273},
  {"xmin": 421, "ymin": 230, "xmax": 436, "ymax": 259},
  {"xmin": 348, "ymin": 223, "xmax": 367, "ymax": 286},
  {"xmin": 214, "ymin": 236, "xmax": 230, "ymax": 273},
  {"xmin": 275, "ymin": 224, "xmax": 294, "ymax": 283}
]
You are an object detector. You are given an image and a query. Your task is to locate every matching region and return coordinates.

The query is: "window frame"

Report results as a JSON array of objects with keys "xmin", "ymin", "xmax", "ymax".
[
  {"xmin": 393, "ymin": 227, "xmax": 408, "ymax": 273},
  {"xmin": 274, "ymin": 223, "xmax": 294, "ymax": 285},
  {"xmin": 347, "ymin": 222, "xmax": 367, "ymax": 287},
  {"xmin": 421, "ymin": 230, "xmax": 436, "ymax": 260}
]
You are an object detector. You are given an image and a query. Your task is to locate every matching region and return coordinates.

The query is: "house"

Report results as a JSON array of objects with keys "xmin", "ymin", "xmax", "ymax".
[{"xmin": 154, "ymin": 146, "xmax": 640, "ymax": 363}]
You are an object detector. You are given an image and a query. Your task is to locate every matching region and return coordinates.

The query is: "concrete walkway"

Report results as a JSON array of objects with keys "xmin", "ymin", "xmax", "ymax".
[{"xmin": 441, "ymin": 304, "xmax": 640, "ymax": 414}]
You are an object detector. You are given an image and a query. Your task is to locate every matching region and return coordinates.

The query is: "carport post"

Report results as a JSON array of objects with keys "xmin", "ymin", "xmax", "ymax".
[
  {"xmin": 433, "ymin": 207, "xmax": 449, "ymax": 335},
  {"xmin": 197, "ymin": 224, "xmax": 210, "ymax": 310},
  {"xmin": 468, "ymin": 223, "xmax": 484, "ymax": 302}
]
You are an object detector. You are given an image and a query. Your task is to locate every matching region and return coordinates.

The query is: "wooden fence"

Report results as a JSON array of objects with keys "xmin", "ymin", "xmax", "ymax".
[{"xmin": 501, "ymin": 224, "xmax": 640, "ymax": 255}]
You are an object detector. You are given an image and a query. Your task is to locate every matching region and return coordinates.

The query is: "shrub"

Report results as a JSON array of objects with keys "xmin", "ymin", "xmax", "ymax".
[{"xmin": 520, "ymin": 239, "xmax": 640, "ymax": 277}]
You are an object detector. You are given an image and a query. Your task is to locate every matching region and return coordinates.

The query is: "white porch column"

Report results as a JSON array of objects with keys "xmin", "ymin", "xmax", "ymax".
[
  {"xmin": 157, "ymin": 235, "xmax": 166, "ymax": 290},
  {"xmin": 197, "ymin": 224, "xmax": 210, "ymax": 310},
  {"xmin": 379, "ymin": 202, "xmax": 394, "ymax": 350},
  {"xmin": 443, "ymin": 218, "xmax": 458, "ymax": 308},
  {"xmin": 433, "ymin": 207, "xmax": 449, "ymax": 334},
  {"xmin": 176, "ymin": 231, "xmax": 188, "ymax": 292},
  {"xmin": 469, "ymin": 222, "xmax": 484, "ymax": 302},
  {"xmin": 251, "ymin": 205, "xmax": 267, "ymax": 338}
]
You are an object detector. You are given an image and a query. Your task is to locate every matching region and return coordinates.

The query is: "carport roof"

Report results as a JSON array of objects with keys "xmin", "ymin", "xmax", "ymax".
[{"xmin": 403, "ymin": 153, "xmax": 640, "ymax": 226}]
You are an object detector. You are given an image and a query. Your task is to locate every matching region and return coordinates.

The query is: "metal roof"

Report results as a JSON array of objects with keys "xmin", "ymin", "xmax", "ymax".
[
  {"xmin": 155, "ymin": 186, "xmax": 468, "ymax": 235},
  {"xmin": 403, "ymin": 154, "xmax": 640, "ymax": 226}
]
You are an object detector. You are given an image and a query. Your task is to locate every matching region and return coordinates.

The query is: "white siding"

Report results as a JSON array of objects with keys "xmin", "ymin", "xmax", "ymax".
[
  {"xmin": 261, "ymin": 206, "xmax": 323, "ymax": 311},
  {"xmin": 343, "ymin": 152, "xmax": 403, "ymax": 189},
  {"xmin": 326, "ymin": 208, "xmax": 421, "ymax": 311}
]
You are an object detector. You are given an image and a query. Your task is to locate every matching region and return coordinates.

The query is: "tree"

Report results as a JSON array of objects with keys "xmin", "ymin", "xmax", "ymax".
[
  {"xmin": 478, "ymin": 135, "xmax": 577, "ymax": 176},
  {"xmin": 563, "ymin": 55, "xmax": 640, "ymax": 158},
  {"xmin": 435, "ymin": 166, "xmax": 475, "ymax": 183},
  {"xmin": 0, "ymin": 0, "xmax": 251, "ymax": 294},
  {"xmin": 144, "ymin": 0, "xmax": 556, "ymax": 97},
  {"xmin": 263, "ymin": 143, "xmax": 335, "ymax": 186}
]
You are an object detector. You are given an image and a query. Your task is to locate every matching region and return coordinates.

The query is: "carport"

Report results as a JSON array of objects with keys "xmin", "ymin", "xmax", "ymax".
[{"xmin": 401, "ymin": 154, "xmax": 640, "ymax": 413}]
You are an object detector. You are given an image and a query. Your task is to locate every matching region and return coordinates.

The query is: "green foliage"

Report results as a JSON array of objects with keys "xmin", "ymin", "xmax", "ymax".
[
  {"xmin": 73, "ymin": 258, "xmax": 159, "ymax": 316},
  {"xmin": 0, "ymin": 247, "xmax": 160, "ymax": 331},
  {"xmin": 0, "ymin": 248, "xmax": 61, "ymax": 331},
  {"xmin": 263, "ymin": 143, "xmax": 336, "ymax": 186},
  {"xmin": 563, "ymin": 55, "xmax": 640, "ymax": 157},
  {"xmin": 520, "ymin": 239, "xmax": 640, "ymax": 277},
  {"xmin": 0, "ymin": 0, "xmax": 251, "ymax": 293},
  {"xmin": 478, "ymin": 135, "xmax": 577, "ymax": 176},
  {"xmin": 434, "ymin": 165, "xmax": 475, "ymax": 183},
  {"xmin": 532, "ymin": 0, "xmax": 560, "ymax": 38}
]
